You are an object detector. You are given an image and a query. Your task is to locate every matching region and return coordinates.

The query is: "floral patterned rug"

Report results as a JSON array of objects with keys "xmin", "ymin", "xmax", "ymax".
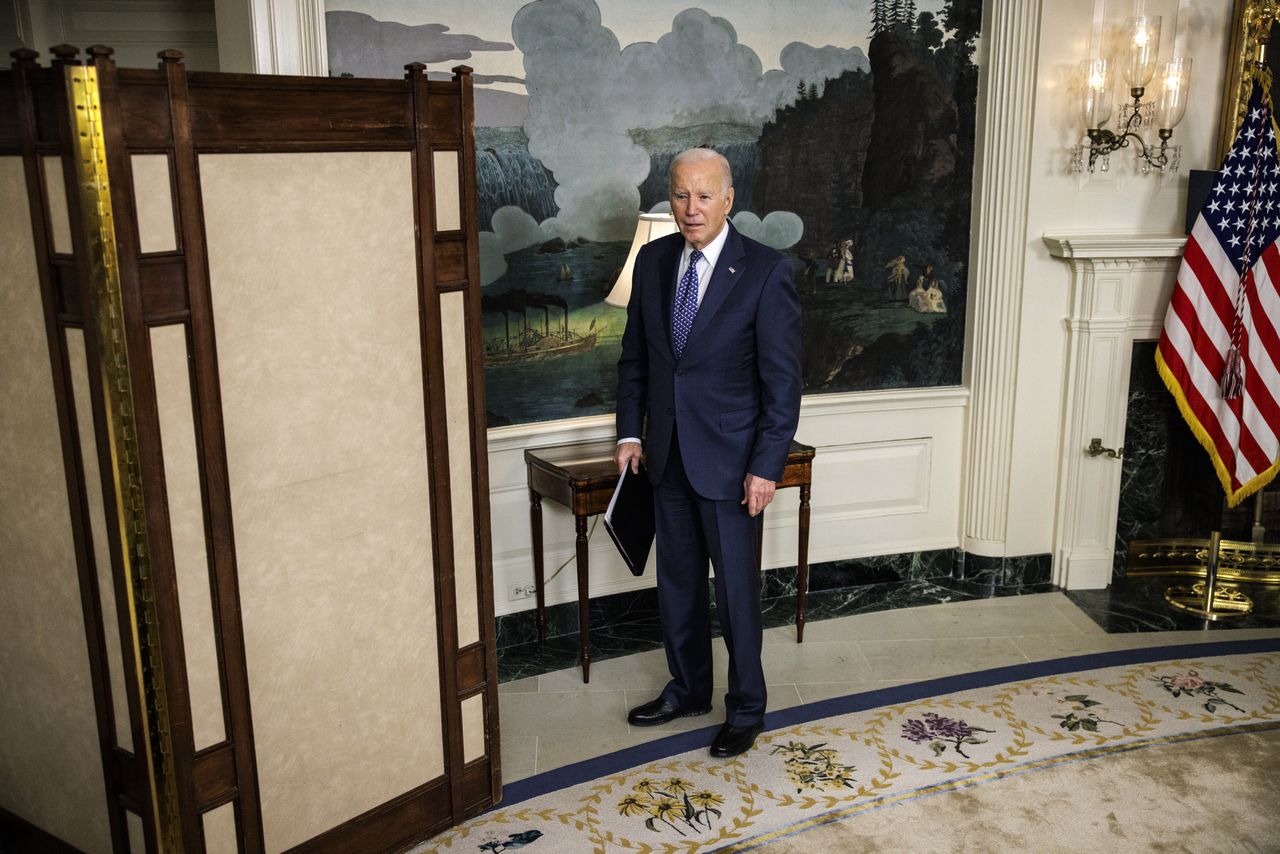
[{"xmin": 418, "ymin": 639, "xmax": 1280, "ymax": 853}]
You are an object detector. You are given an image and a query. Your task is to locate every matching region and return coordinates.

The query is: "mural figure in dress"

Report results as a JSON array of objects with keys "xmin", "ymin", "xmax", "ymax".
[
  {"xmin": 825, "ymin": 238, "xmax": 855, "ymax": 284},
  {"xmin": 885, "ymin": 254, "xmax": 910, "ymax": 299},
  {"xmin": 908, "ymin": 276, "xmax": 929, "ymax": 312}
]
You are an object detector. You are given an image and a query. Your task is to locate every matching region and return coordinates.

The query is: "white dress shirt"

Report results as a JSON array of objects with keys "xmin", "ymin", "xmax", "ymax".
[
  {"xmin": 618, "ymin": 223, "xmax": 732, "ymax": 447},
  {"xmin": 675, "ymin": 220, "xmax": 730, "ymax": 307}
]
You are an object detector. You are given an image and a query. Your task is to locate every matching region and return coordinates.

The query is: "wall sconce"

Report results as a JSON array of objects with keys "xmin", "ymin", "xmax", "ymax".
[
  {"xmin": 1072, "ymin": 16, "xmax": 1191, "ymax": 174},
  {"xmin": 605, "ymin": 212, "xmax": 679, "ymax": 307}
]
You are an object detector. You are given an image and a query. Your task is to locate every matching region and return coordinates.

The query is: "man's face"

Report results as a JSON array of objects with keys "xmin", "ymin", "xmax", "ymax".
[{"xmin": 669, "ymin": 159, "xmax": 734, "ymax": 250}]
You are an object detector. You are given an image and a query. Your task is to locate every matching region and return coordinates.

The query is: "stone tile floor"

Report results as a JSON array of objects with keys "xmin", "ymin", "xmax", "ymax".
[{"xmin": 496, "ymin": 591, "xmax": 1280, "ymax": 783}]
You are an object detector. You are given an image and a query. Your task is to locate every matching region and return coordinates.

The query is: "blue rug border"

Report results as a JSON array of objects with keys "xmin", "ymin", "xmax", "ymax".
[{"xmin": 494, "ymin": 636, "xmax": 1280, "ymax": 811}]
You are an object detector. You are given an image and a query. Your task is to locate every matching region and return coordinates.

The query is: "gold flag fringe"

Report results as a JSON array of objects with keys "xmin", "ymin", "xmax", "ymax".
[{"xmin": 1154, "ymin": 348, "xmax": 1280, "ymax": 508}]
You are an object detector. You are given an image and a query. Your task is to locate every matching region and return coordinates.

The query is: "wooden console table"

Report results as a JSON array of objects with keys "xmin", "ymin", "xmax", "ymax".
[{"xmin": 524, "ymin": 439, "xmax": 815, "ymax": 682}]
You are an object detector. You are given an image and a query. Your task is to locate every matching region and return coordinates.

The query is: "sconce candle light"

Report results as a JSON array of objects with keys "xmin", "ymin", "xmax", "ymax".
[{"xmin": 1074, "ymin": 15, "xmax": 1190, "ymax": 174}]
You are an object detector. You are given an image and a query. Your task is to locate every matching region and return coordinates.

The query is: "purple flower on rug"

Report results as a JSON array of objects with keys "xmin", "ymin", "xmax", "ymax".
[
  {"xmin": 900, "ymin": 712, "xmax": 996, "ymax": 759},
  {"xmin": 1153, "ymin": 671, "xmax": 1247, "ymax": 715}
]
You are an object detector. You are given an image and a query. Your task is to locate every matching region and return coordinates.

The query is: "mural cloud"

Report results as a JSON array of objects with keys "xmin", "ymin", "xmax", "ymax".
[
  {"xmin": 327, "ymin": 11, "xmax": 514, "ymax": 78},
  {"xmin": 731, "ymin": 211, "xmax": 804, "ymax": 251},
  {"xmin": 512, "ymin": 0, "xmax": 866, "ymax": 242}
]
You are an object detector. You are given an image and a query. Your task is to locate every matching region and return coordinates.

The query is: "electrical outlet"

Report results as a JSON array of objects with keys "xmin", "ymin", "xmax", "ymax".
[{"xmin": 508, "ymin": 583, "xmax": 537, "ymax": 601}]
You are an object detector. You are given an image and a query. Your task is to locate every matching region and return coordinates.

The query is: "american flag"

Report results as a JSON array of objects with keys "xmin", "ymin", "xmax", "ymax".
[{"xmin": 1157, "ymin": 69, "xmax": 1280, "ymax": 507}]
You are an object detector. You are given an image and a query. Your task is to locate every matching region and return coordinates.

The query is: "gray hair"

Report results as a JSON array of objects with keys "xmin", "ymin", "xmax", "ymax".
[{"xmin": 668, "ymin": 148, "xmax": 733, "ymax": 195}]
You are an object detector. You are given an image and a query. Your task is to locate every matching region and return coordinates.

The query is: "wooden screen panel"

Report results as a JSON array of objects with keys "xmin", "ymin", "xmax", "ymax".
[
  {"xmin": 199, "ymin": 150, "xmax": 444, "ymax": 851},
  {"xmin": 0, "ymin": 156, "xmax": 112, "ymax": 853},
  {"xmin": 151, "ymin": 325, "xmax": 226, "ymax": 750},
  {"xmin": 185, "ymin": 75, "xmax": 414, "ymax": 150},
  {"xmin": 65, "ymin": 330, "xmax": 133, "ymax": 753},
  {"xmin": 116, "ymin": 71, "xmax": 171, "ymax": 149}
]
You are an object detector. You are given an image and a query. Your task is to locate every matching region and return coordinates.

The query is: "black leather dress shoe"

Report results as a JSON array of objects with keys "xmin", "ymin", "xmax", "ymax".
[
  {"xmin": 710, "ymin": 721, "xmax": 764, "ymax": 758},
  {"xmin": 627, "ymin": 696, "xmax": 712, "ymax": 727}
]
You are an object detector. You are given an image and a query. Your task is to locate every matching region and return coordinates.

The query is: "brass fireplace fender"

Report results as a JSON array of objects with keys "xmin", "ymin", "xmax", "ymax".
[{"xmin": 1127, "ymin": 538, "xmax": 1280, "ymax": 585}]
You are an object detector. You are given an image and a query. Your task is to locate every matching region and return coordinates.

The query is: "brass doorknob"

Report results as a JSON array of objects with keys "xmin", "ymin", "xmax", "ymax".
[{"xmin": 1086, "ymin": 438, "xmax": 1123, "ymax": 459}]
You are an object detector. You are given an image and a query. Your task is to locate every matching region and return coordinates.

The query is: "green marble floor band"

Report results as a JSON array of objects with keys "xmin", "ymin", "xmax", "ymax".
[{"xmin": 497, "ymin": 548, "xmax": 1054, "ymax": 683}]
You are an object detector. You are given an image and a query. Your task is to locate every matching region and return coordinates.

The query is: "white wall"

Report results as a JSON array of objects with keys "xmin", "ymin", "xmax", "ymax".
[
  {"xmin": 3, "ymin": 0, "xmax": 219, "ymax": 70},
  {"xmin": 1009, "ymin": 0, "xmax": 1229, "ymax": 560}
]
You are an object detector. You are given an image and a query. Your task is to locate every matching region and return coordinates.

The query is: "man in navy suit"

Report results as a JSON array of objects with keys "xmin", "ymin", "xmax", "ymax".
[{"xmin": 615, "ymin": 148, "xmax": 802, "ymax": 757}]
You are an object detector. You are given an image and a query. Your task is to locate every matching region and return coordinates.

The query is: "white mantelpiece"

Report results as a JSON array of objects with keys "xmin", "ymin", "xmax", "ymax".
[{"xmin": 1043, "ymin": 232, "xmax": 1186, "ymax": 589}]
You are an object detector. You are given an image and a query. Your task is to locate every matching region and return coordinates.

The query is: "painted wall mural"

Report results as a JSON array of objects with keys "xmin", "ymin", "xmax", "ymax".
[{"xmin": 326, "ymin": 0, "xmax": 982, "ymax": 427}]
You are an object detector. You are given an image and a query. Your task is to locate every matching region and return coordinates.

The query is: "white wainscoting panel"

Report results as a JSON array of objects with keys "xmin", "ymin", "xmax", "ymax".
[{"xmin": 487, "ymin": 387, "xmax": 967, "ymax": 617}]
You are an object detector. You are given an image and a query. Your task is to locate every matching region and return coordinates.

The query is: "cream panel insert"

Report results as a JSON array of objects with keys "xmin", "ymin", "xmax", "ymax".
[
  {"xmin": 131, "ymin": 154, "xmax": 178, "ymax": 253},
  {"xmin": 0, "ymin": 157, "xmax": 111, "ymax": 853},
  {"xmin": 42, "ymin": 156, "xmax": 72, "ymax": 254},
  {"xmin": 151, "ymin": 325, "xmax": 225, "ymax": 749},
  {"xmin": 432, "ymin": 150, "xmax": 461, "ymax": 232},
  {"xmin": 461, "ymin": 694, "xmax": 485, "ymax": 763},
  {"xmin": 127, "ymin": 812, "xmax": 145, "ymax": 854},
  {"xmin": 203, "ymin": 801, "xmax": 238, "ymax": 854},
  {"xmin": 441, "ymin": 292, "xmax": 480, "ymax": 647},
  {"xmin": 201, "ymin": 151, "xmax": 443, "ymax": 852},
  {"xmin": 66, "ymin": 331, "xmax": 133, "ymax": 752}
]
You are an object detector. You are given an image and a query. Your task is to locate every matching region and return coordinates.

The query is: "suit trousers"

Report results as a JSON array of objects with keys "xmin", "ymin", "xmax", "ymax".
[{"xmin": 654, "ymin": 430, "xmax": 766, "ymax": 726}]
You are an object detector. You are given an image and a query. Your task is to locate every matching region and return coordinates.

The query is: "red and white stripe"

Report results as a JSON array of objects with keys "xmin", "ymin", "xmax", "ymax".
[{"xmin": 1158, "ymin": 216, "xmax": 1280, "ymax": 504}]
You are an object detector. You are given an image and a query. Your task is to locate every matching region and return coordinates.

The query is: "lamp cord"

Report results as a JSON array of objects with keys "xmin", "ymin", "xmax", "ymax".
[{"xmin": 541, "ymin": 515, "xmax": 600, "ymax": 587}]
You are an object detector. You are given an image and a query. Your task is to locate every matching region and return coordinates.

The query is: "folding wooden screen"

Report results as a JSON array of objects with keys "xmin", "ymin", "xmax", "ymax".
[{"xmin": 0, "ymin": 45, "xmax": 499, "ymax": 852}]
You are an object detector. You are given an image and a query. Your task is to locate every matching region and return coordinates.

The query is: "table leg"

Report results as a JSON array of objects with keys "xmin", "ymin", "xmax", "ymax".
[
  {"xmin": 575, "ymin": 514, "xmax": 591, "ymax": 683},
  {"xmin": 797, "ymin": 483, "xmax": 811, "ymax": 643},
  {"xmin": 530, "ymin": 490, "xmax": 545, "ymax": 644}
]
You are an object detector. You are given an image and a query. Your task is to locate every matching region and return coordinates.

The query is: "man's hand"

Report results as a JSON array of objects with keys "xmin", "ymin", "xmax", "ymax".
[
  {"xmin": 741, "ymin": 473, "xmax": 776, "ymax": 517},
  {"xmin": 616, "ymin": 440, "xmax": 643, "ymax": 475}
]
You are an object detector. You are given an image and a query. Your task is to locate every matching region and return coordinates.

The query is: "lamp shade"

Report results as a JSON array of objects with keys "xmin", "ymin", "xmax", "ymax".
[
  {"xmin": 1080, "ymin": 58, "xmax": 1114, "ymax": 130},
  {"xmin": 1122, "ymin": 15, "xmax": 1161, "ymax": 89},
  {"xmin": 1155, "ymin": 57, "xmax": 1192, "ymax": 129},
  {"xmin": 605, "ymin": 212, "xmax": 679, "ymax": 307}
]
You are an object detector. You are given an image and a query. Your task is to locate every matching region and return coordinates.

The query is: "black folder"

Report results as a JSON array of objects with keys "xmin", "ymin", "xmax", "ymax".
[{"xmin": 604, "ymin": 464, "xmax": 655, "ymax": 576}]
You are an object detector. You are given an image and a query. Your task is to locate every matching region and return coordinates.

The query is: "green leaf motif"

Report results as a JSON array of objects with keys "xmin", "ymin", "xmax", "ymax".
[{"xmin": 929, "ymin": 741, "xmax": 946, "ymax": 756}]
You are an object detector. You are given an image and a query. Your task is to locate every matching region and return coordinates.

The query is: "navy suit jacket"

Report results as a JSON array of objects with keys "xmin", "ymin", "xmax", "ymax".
[{"xmin": 616, "ymin": 223, "xmax": 802, "ymax": 500}]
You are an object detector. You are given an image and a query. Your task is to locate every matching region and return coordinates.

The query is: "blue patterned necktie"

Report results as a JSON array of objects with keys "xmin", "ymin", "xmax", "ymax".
[{"xmin": 672, "ymin": 248, "xmax": 704, "ymax": 357}]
